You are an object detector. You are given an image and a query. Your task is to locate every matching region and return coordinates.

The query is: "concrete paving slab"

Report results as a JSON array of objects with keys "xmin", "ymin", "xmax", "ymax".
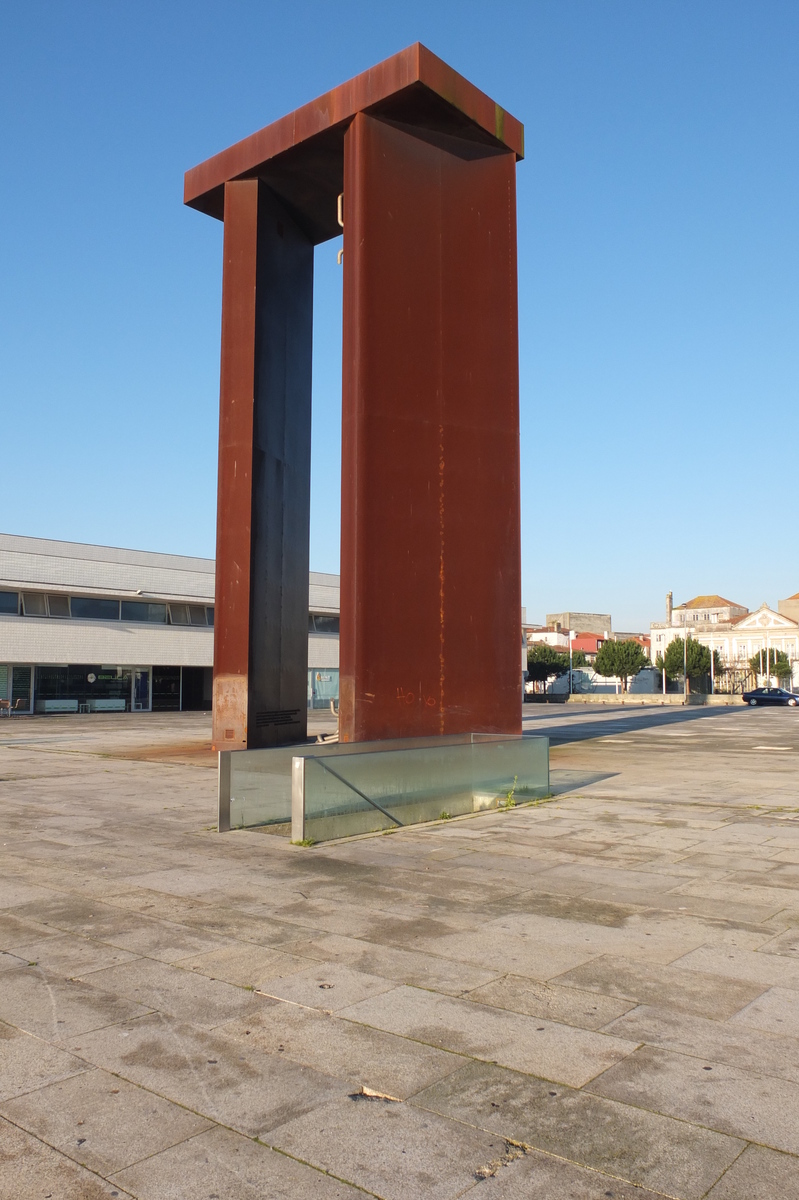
[
  {"xmin": 462, "ymin": 1146, "xmax": 673, "ymax": 1199},
  {"xmin": 413, "ymin": 1060, "xmax": 742, "ymax": 1199},
  {"xmin": 673, "ymin": 944, "xmax": 799, "ymax": 988},
  {"xmin": 758, "ymin": 925, "xmax": 799, "ymax": 957},
  {"xmin": 110, "ymin": 1124, "xmax": 367, "ymax": 1199},
  {"xmin": 85, "ymin": 916, "xmax": 231, "ymax": 964},
  {"xmin": 0, "ymin": 1116, "xmax": 132, "ymax": 1200},
  {"xmin": 107, "ymin": 887, "xmax": 332, "ymax": 946},
  {"xmin": 0, "ymin": 880, "xmax": 61, "ymax": 908},
  {"xmin": 705, "ymin": 1145, "xmax": 799, "ymax": 1199},
  {"xmin": 588, "ymin": 1043, "xmax": 799, "ymax": 1153},
  {"xmin": 675, "ymin": 878, "xmax": 799, "ymax": 910},
  {"xmin": 279, "ymin": 931, "xmax": 500, "ymax": 995},
  {"xmin": 729, "ymin": 985, "xmax": 799, "ymax": 1038},
  {"xmin": 220, "ymin": 1001, "xmax": 463, "ymax": 1100},
  {"xmin": 339, "ymin": 985, "xmax": 638, "ymax": 1087},
  {"xmin": 76, "ymin": 957, "xmax": 263, "ymax": 1027},
  {"xmin": 243, "ymin": 895, "xmax": 418, "ymax": 940},
  {"xmin": 65, "ymin": 1012, "xmax": 350, "ymax": 1137},
  {"xmin": 551, "ymin": 954, "xmax": 766, "ymax": 1019},
  {"xmin": 269, "ymin": 1093, "xmax": 508, "ymax": 1200},
  {"xmin": 604, "ymin": 1003, "xmax": 799, "ymax": 1084},
  {"xmin": 0, "ymin": 965, "xmax": 152, "ymax": 1040},
  {"xmin": 8, "ymin": 933, "xmax": 139, "ymax": 977},
  {"xmin": 257, "ymin": 962, "xmax": 397, "ymax": 1011},
  {"xmin": 481, "ymin": 888, "xmax": 643, "ymax": 926},
  {"xmin": 0, "ymin": 1066, "xmax": 211, "ymax": 1175},
  {"xmin": 482, "ymin": 910, "xmax": 709, "ymax": 964},
  {"xmin": 0, "ymin": 1020, "xmax": 88, "ymax": 1101},
  {"xmin": 407, "ymin": 927, "xmax": 599, "ymax": 980},
  {"xmin": 464, "ymin": 974, "xmax": 636, "ymax": 1030},
  {"xmin": 529, "ymin": 863, "xmax": 691, "ymax": 896},
  {"xmin": 0, "ymin": 909, "xmax": 64, "ymax": 949},
  {"xmin": 180, "ymin": 943, "xmax": 311, "ymax": 988},
  {"xmin": 0, "ymin": 949, "xmax": 26, "ymax": 972},
  {"xmin": 10, "ymin": 894, "xmax": 228, "ymax": 963},
  {"xmin": 583, "ymin": 887, "xmax": 785, "ymax": 924}
]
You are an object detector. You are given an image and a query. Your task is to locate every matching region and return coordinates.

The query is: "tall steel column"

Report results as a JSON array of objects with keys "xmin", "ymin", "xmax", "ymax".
[{"xmin": 340, "ymin": 113, "xmax": 521, "ymax": 741}]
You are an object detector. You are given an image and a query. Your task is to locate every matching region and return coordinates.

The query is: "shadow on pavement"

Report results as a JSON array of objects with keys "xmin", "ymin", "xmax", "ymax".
[
  {"xmin": 524, "ymin": 702, "xmax": 745, "ymax": 745},
  {"xmin": 549, "ymin": 769, "xmax": 619, "ymax": 796}
]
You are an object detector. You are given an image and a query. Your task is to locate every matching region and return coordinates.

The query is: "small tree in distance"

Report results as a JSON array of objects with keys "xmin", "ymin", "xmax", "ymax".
[
  {"xmin": 526, "ymin": 644, "xmax": 587, "ymax": 691},
  {"xmin": 594, "ymin": 639, "xmax": 650, "ymax": 693},
  {"xmin": 749, "ymin": 648, "xmax": 791, "ymax": 682},
  {"xmin": 663, "ymin": 636, "xmax": 710, "ymax": 692}
]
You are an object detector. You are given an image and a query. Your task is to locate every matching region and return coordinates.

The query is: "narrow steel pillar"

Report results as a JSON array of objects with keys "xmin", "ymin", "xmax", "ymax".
[{"xmin": 212, "ymin": 179, "xmax": 313, "ymax": 750}]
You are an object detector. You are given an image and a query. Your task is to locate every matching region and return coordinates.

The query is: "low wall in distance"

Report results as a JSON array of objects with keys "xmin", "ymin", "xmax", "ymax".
[{"xmin": 564, "ymin": 693, "xmax": 742, "ymax": 707}]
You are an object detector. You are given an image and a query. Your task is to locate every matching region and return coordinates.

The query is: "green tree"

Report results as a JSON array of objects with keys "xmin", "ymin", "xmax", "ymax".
[
  {"xmin": 594, "ymin": 639, "xmax": 650, "ymax": 693},
  {"xmin": 527, "ymin": 644, "xmax": 566, "ymax": 689},
  {"xmin": 749, "ymin": 647, "xmax": 791, "ymax": 681},
  {"xmin": 526, "ymin": 644, "xmax": 586, "ymax": 689},
  {"xmin": 663, "ymin": 636, "xmax": 711, "ymax": 691}
]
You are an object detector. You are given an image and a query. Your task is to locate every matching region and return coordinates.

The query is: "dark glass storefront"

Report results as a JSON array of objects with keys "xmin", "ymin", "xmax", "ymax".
[
  {"xmin": 35, "ymin": 665, "xmax": 139, "ymax": 713},
  {"xmin": 150, "ymin": 666, "xmax": 213, "ymax": 712},
  {"xmin": 152, "ymin": 666, "xmax": 181, "ymax": 711},
  {"xmin": 10, "ymin": 665, "xmax": 215, "ymax": 714}
]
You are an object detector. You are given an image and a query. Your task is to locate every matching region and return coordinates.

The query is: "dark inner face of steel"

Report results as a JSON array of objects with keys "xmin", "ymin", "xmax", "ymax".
[{"xmin": 185, "ymin": 46, "xmax": 524, "ymax": 749}]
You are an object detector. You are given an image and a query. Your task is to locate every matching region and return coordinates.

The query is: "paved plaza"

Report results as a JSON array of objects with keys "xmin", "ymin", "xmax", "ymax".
[{"xmin": 1, "ymin": 704, "xmax": 799, "ymax": 1198}]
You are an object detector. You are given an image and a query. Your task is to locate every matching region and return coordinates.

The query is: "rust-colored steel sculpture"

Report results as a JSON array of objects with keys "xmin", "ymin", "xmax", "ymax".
[{"xmin": 185, "ymin": 43, "xmax": 524, "ymax": 750}]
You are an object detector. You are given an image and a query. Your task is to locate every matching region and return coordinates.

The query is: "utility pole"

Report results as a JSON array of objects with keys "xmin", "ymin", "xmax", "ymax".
[
  {"xmin": 569, "ymin": 631, "xmax": 575, "ymax": 696},
  {"xmin": 683, "ymin": 625, "xmax": 688, "ymax": 701}
]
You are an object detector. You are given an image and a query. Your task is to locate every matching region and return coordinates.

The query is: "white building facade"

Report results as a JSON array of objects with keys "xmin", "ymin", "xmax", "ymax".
[
  {"xmin": 0, "ymin": 534, "xmax": 340, "ymax": 715},
  {"xmin": 650, "ymin": 591, "xmax": 799, "ymax": 687}
]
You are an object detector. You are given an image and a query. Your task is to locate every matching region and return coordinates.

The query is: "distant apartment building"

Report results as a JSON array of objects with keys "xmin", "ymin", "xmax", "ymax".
[
  {"xmin": 650, "ymin": 591, "xmax": 799, "ymax": 681},
  {"xmin": 546, "ymin": 611, "xmax": 611, "ymax": 636},
  {"xmin": 524, "ymin": 625, "xmax": 570, "ymax": 650},
  {"xmin": 0, "ymin": 534, "xmax": 340, "ymax": 715},
  {"xmin": 779, "ymin": 591, "xmax": 799, "ymax": 624},
  {"xmin": 650, "ymin": 592, "xmax": 747, "ymax": 664},
  {"xmin": 570, "ymin": 633, "xmax": 608, "ymax": 662}
]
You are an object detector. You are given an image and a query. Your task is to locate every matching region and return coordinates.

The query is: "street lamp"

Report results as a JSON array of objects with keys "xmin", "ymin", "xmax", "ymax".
[
  {"xmin": 569, "ymin": 630, "xmax": 575, "ymax": 695},
  {"xmin": 683, "ymin": 624, "xmax": 688, "ymax": 701}
]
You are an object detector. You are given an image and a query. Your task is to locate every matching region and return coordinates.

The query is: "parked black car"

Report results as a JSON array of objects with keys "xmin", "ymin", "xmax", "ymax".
[{"xmin": 742, "ymin": 687, "xmax": 798, "ymax": 707}]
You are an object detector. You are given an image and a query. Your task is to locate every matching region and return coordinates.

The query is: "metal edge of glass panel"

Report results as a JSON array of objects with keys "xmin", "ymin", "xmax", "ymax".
[{"xmin": 218, "ymin": 750, "xmax": 232, "ymax": 831}]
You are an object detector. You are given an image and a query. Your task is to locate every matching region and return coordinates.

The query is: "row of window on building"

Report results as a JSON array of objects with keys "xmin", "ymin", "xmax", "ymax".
[
  {"xmin": 0, "ymin": 591, "xmax": 347, "ymax": 633},
  {"xmin": 1, "ymin": 664, "xmax": 340, "ymax": 714},
  {"xmin": 0, "ymin": 590, "xmax": 213, "ymax": 626}
]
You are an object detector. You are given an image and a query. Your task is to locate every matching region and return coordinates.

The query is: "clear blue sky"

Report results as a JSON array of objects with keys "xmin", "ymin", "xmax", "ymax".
[{"xmin": 2, "ymin": 1, "xmax": 797, "ymax": 631}]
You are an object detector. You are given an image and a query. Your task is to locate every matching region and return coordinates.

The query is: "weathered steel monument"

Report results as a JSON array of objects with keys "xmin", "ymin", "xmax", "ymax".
[{"xmin": 185, "ymin": 44, "xmax": 524, "ymax": 750}]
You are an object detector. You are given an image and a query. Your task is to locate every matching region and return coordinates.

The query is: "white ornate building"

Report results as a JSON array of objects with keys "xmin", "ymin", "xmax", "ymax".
[{"xmin": 650, "ymin": 592, "xmax": 799, "ymax": 686}]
